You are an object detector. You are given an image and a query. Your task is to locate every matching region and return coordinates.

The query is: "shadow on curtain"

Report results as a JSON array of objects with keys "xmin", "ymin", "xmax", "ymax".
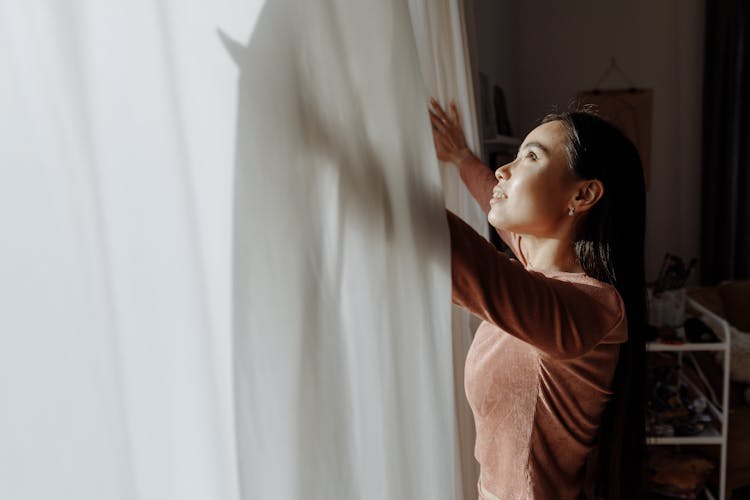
[{"xmin": 228, "ymin": 1, "xmax": 458, "ymax": 498}]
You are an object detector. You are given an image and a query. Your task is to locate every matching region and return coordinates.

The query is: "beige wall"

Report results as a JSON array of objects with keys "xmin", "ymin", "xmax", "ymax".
[
  {"xmin": 473, "ymin": 0, "xmax": 705, "ymax": 282},
  {"xmin": 473, "ymin": 0, "xmax": 520, "ymax": 134}
]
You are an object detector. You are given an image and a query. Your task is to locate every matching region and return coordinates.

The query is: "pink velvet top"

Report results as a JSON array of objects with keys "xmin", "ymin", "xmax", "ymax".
[{"xmin": 449, "ymin": 156, "xmax": 628, "ymax": 499}]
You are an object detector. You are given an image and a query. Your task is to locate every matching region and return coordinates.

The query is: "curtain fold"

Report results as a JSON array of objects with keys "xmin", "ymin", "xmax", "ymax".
[
  {"xmin": 408, "ymin": 1, "xmax": 484, "ymax": 498},
  {"xmin": 231, "ymin": 1, "xmax": 460, "ymax": 499},
  {"xmin": 0, "ymin": 2, "xmax": 259, "ymax": 498},
  {"xmin": 701, "ymin": 0, "xmax": 750, "ymax": 283}
]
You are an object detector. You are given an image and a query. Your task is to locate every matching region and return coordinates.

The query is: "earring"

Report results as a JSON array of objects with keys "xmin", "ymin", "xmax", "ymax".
[{"xmin": 568, "ymin": 207, "xmax": 575, "ymax": 216}]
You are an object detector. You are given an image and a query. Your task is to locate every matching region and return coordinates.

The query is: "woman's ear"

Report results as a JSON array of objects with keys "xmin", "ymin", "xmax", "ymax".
[{"xmin": 572, "ymin": 179, "xmax": 604, "ymax": 214}]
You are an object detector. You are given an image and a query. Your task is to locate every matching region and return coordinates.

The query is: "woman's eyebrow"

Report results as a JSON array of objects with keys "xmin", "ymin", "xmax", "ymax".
[{"xmin": 520, "ymin": 141, "xmax": 549, "ymax": 154}]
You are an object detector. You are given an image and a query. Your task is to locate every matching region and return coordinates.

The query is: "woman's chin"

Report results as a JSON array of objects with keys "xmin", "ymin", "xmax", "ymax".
[{"xmin": 487, "ymin": 209, "xmax": 505, "ymax": 230}]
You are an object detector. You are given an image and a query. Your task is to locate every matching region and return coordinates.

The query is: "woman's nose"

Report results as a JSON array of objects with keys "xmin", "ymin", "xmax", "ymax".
[{"xmin": 495, "ymin": 163, "xmax": 510, "ymax": 181}]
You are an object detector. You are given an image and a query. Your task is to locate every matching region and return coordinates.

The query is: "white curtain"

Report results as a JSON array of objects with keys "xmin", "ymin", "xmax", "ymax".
[
  {"xmin": 231, "ymin": 0, "xmax": 460, "ymax": 498},
  {"xmin": 1, "ymin": 1, "xmax": 481, "ymax": 499},
  {"xmin": 408, "ymin": 2, "xmax": 484, "ymax": 499},
  {"xmin": 1, "ymin": 2, "xmax": 257, "ymax": 498}
]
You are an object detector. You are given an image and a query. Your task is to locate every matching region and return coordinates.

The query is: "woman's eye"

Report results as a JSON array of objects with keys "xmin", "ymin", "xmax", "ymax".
[{"xmin": 526, "ymin": 151, "xmax": 537, "ymax": 160}]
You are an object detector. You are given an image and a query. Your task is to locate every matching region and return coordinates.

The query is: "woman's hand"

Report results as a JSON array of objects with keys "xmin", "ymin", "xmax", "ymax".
[{"xmin": 428, "ymin": 98, "xmax": 474, "ymax": 166}]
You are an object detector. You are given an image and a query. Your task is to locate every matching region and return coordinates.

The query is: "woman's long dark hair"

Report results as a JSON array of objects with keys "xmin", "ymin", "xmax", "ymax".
[{"xmin": 541, "ymin": 111, "xmax": 647, "ymax": 499}]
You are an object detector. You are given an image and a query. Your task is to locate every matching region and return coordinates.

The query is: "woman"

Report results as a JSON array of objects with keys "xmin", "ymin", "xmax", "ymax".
[{"xmin": 429, "ymin": 100, "xmax": 646, "ymax": 499}]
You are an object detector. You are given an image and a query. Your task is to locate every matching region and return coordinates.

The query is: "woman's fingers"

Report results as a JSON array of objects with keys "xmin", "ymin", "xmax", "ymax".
[
  {"xmin": 450, "ymin": 102, "xmax": 461, "ymax": 126},
  {"xmin": 428, "ymin": 98, "xmax": 470, "ymax": 164},
  {"xmin": 429, "ymin": 98, "xmax": 452, "ymax": 124},
  {"xmin": 429, "ymin": 97, "xmax": 444, "ymax": 114},
  {"xmin": 428, "ymin": 109, "xmax": 448, "ymax": 134}
]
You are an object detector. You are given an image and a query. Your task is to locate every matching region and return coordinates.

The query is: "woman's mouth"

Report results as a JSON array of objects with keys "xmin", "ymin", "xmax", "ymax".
[{"xmin": 490, "ymin": 188, "xmax": 507, "ymax": 204}]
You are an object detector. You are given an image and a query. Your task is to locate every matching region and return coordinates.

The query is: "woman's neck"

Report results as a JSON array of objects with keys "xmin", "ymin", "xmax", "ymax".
[{"xmin": 520, "ymin": 234, "xmax": 584, "ymax": 274}]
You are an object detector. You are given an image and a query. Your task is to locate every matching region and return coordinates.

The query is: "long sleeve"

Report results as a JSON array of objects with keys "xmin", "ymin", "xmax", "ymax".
[{"xmin": 447, "ymin": 210, "xmax": 625, "ymax": 359}]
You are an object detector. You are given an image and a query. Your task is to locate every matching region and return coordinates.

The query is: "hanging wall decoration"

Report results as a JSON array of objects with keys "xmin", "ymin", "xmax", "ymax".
[{"xmin": 577, "ymin": 58, "xmax": 653, "ymax": 189}]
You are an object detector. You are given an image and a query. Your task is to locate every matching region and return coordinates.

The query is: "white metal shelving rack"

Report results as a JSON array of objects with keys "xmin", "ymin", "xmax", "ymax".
[{"xmin": 646, "ymin": 297, "xmax": 732, "ymax": 500}]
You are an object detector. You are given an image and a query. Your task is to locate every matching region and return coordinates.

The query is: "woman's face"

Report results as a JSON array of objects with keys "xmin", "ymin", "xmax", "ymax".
[{"xmin": 488, "ymin": 120, "xmax": 580, "ymax": 236}]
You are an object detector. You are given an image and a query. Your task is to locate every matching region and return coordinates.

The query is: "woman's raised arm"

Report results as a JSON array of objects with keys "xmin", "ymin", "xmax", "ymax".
[
  {"xmin": 429, "ymin": 99, "xmax": 519, "ymax": 256},
  {"xmin": 446, "ymin": 210, "xmax": 626, "ymax": 359}
]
